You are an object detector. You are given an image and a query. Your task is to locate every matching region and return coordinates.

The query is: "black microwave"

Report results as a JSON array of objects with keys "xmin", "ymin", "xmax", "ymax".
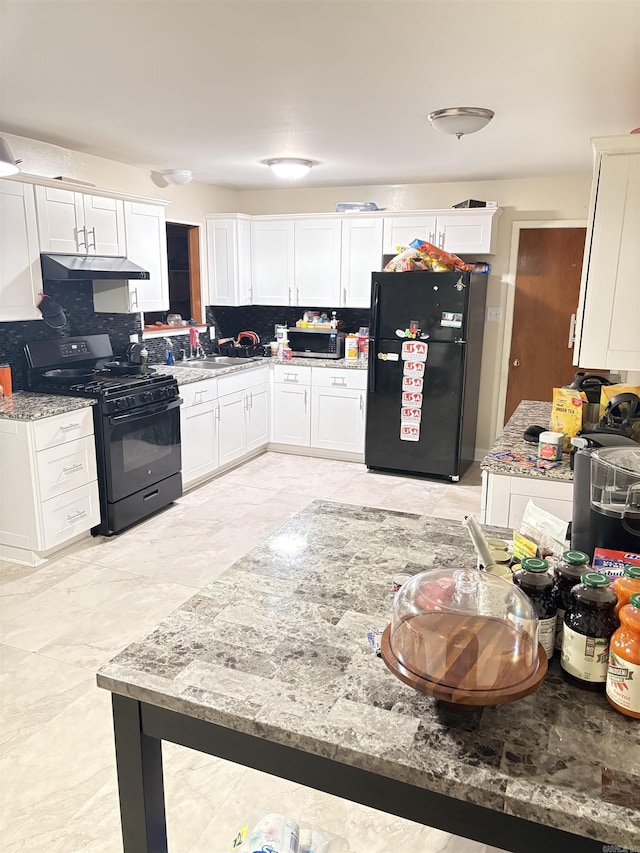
[{"xmin": 286, "ymin": 328, "xmax": 345, "ymax": 359}]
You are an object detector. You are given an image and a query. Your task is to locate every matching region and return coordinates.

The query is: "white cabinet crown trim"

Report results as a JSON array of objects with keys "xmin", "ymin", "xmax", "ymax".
[{"xmin": 6, "ymin": 172, "xmax": 171, "ymax": 207}]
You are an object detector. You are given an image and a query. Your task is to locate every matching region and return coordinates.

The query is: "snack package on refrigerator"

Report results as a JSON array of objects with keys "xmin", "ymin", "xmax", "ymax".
[{"xmin": 230, "ymin": 812, "xmax": 350, "ymax": 853}]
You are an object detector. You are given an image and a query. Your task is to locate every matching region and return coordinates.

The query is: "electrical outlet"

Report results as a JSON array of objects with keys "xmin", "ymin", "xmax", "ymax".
[
  {"xmin": 486, "ymin": 307, "xmax": 502, "ymax": 323},
  {"xmin": 209, "ymin": 326, "xmax": 216, "ymax": 340}
]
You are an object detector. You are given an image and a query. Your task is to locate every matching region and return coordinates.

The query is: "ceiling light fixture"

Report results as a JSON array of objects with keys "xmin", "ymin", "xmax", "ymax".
[
  {"xmin": 0, "ymin": 136, "xmax": 21, "ymax": 176},
  {"xmin": 427, "ymin": 107, "xmax": 494, "ymax": 140},
  {"xmin": 265, "ymin": 158, "xmax": 314, "ymax": 180},
  {"xmin": 161, "ymin": 169, "xmax": 193, "ymax": 185}
]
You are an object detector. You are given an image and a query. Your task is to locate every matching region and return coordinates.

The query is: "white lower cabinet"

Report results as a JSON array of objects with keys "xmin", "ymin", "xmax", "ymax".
[
  {"xmin": 181, "ymin": 402, "xmax": 218, "ymax": 486},
  {"xmin": 217, "ymin": 389, "xmax": 248, "ymax": 468},
  {"xmin": 481, "ymin": 469, "xmax": 574, "ymax": 529},
  {"xmin": 271, "ymin": 364, "xmax": 367, "ymax": 456},
  {"xmin": 246, "ymin": 383, "xmax": 269, "ymax": 452},
  {"xmin": 0, "ymin": 408, "xmax": 100, "ymax": 566}
]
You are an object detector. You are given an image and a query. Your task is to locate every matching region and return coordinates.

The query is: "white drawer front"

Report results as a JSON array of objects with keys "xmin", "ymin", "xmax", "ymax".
[
  {"xmin": 311, "ymin": 367, "xmax": 368, "ymax": 391},
  {"xmin": 40, "ymin": 481, "xmax": 100, "ymax": 549},
  {"xmin": 180, "ymin": 378, "xmax": 218, "ymax": 408},
  {"xmin": 33, "ymin": 407, "xmax": 94, "ymax": 451},
  {"xmin": 273, "ymin": 364, "xmax": 312, "ymax": 385},
  {"xmin": 217, "ymin": 365, "xmax": 270, "ymax": 397},
  {"xmin": 36, "ymin": 436, "xmax": 97, "ymax": 501}
]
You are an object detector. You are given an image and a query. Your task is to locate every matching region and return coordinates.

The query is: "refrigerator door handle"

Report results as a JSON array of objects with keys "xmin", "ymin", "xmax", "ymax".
[
  {"xmin": 368, "ymin": 341, "xmax": 376, "ymax": 393},
  {"xmin": 370, "ymin": 278, "xmax": 381, "ymax": 339}
]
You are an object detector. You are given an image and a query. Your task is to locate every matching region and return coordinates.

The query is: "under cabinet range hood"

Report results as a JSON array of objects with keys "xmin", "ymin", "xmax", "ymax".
[{"xmin": 40, "ymin": 253, "xmax": 150, "ymax": 281}]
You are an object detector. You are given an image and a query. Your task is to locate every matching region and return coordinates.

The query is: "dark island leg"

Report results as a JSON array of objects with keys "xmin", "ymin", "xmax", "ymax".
[{"xmin": 111, "ymin": 694, "xmax": 168, "ymax": 853}]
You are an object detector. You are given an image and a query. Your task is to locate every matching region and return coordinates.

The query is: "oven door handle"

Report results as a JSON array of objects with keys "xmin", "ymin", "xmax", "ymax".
[{"xmin": 107, "ymin": 397, "xmax": 182, "ymax": 425}]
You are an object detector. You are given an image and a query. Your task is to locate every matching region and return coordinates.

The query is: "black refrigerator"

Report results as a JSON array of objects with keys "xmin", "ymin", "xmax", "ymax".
[{"xmin": 365, "ymin": 270, "xmax": 487, "ymax": 481}]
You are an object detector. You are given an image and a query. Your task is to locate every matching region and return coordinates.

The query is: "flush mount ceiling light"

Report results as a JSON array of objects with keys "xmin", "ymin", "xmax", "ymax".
[
  {"xmin": 161, "ymin": 169, "xmax": 193, "ymax": 185},
  {"xmin": 427, "ymin": 107, "xmax": 494, "ymax": 140},
  {"xmin": 265, "ymin": 158, "xmax": 314, "ymax": 179},
  {"xmin": 0, "ymin": 136, "xmax": 21, "ymax": 176}
]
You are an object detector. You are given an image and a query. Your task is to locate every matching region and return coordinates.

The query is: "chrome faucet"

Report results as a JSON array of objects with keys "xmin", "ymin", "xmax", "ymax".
[{"xmin": 178, "ymin": 348, "xmax": 187, "ymax": 362}]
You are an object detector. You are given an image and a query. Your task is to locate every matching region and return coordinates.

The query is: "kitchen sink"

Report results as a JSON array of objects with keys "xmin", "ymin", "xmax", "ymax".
[{"xmin": 181, "ymin": 357, "xmax": 261, "ymax": 369}]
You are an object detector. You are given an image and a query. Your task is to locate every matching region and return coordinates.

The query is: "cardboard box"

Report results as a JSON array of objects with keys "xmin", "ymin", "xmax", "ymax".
[{"xmin": 452, "ymin": 199, "xmax": 487, "ymax": 208}]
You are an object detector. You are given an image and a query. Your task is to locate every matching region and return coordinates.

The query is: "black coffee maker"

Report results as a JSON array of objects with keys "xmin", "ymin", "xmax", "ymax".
[{"xmin": 571, "ymin": 437, "xmax": 640, "ymax": 556}]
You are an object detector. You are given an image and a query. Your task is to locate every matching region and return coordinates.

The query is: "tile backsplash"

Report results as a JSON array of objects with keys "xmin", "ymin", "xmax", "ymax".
[{"xmin": 1, "ymin": 288, "xmax": 370, "ymax": 391}]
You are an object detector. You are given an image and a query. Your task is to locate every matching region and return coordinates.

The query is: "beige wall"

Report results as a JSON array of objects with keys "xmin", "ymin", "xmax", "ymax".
[{"xmin": 6, "ymin": 131, "xmax": 593, "ymax": 449}]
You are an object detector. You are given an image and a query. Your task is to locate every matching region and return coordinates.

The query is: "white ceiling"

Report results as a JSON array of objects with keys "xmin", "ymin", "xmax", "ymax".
[{"xmin": 1, "ymin": 0, "xmax": 638, "ymax": 190}]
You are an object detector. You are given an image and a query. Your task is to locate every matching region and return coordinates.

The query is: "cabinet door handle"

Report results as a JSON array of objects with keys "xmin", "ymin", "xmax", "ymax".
[
  {"xmin": 130, "ymin": 287, "xmax": 139, "ymax": 310},
  {"xmin": 88, "ymin": 227, "xmax": 97, "ymax": 251},
  {"xmin": 428, "ymin": 231, "xmax": 435, "ymax": 244},
  {"xmin": 360, "ymin": 394, "xmax": 364, "ymax": 413},
  {"xmin": 62, "ymin": 463, "xmax": 83, "ymax": 475},
  {"xmin": 438, "ymin": 231, "xmax": 445, "ymax": 248},
  {"xmin": 60, "ymin": 422, "xmax": 81, "ymax": 432},
  {"xmin": 343, "ymin": 287, "xmax": 347, "ymax": 307},
  {"xmin": 284, "ymin": 374, "xmax": 298, "ymax": 383},
  {"xmin": 244, "ymin": 395, "xmax": 249, "ymax": 411},
  {"xmin": 288, "ymin": 287, "xmax": 292, "ymax": 305},
  {"xmin": 66, "ymin": 509, "xmax": 88, "ymax": 523},
  {"xmin": 304, "ymin": 389, "xmax": 308, "ymax": 409},
  {"xmin": 215, "ymin": 404, "xmax": 220, "ymax": 421},
  {"xmin": 76, "ymin": 227, "xmax": 87, "ymax": 251},
  {"xmin": 331, "ymin": 377, "xmax": 347, "ymax": 386},
  {"xmin": 296, "ymin": 287, "xmax": 300, "ymax": 305},
  {"xmin": 568, "ymin": 313, "xmax": 576, "ymax": 348},
  {"xmin": 250, "ymin": 391, "xmax": 253, "ymax": 408}
]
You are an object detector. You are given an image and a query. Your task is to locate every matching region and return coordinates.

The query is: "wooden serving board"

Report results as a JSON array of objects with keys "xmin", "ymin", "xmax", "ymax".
[{"xmin": 380, "ymin": 614, "xmax": 547, "ymax": 707}]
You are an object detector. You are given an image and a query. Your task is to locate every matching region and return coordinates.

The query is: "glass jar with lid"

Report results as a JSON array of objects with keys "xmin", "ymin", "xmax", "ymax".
[
  {"xmin": 513, "ymin": 558, "xmax": 556, "ymax": 659},
  {"xmin": 380, "ymin": 567, "xmax": 547, "ymax": 708},
  {"xmin": 552, "ymin": 550, "xmax": 591, "ymax": 651},
  {"xmin": 561, "ymin": 571, "xmax": 618, "ymax": 690}
]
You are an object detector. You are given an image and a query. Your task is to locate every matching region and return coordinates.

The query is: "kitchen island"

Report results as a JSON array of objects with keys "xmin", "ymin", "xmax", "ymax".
[
  {"xmin": 481, "ymin": 400, "xmax": 574, "ymax": 528},
  {"xmin": 97, "ymin": 501, "xmax": 639, "ymax": 853}
]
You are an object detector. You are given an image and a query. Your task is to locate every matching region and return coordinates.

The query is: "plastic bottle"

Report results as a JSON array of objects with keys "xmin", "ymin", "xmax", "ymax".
[
  {"xmin": 330, "ymin": 311, "xmax": 338, "ymax": 329},
  {"xmin": 513, "ymin": 557, "xmax": 556, "ymax": 659},
  {"xmin": 140, "ymin": 345, "xmax": 149, "ymax": 374},
  {"xmin": 606, "ymin": 593, "xmax": 640, "ymax": 718},
  {"xmin": 613, "ymin": 565, "xmax": 640, "ymax": 617},
  {"xmin": 345, "ymin": 334, "xmax": 358, "ymax": 361},
  {"xmin": 561, "ymin": 571, "xmax": 618, "ymax": 690},
  {"xmin": 552, "ymin": 550, "xmax": 591, "ymax": 651},
  {"xmin": 249, "ymin": 813, "xmax": 299, "ymax": 853}
]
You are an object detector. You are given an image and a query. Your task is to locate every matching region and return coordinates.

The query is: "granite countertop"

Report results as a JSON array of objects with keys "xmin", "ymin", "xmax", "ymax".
[
  {"xmin": 97, "ymin": 501, "xmax": 639, "ymax": 849},
  {"xmin": 156, "ymin": 357, "xmax": 367, "ymax": 385},
  {"xmin": 0, "ymin": 391, "xmax": 96, "ymax": 421},
  {"xmin": 481, "ymin": 400, "xmax": 573, "ymax": 482}
]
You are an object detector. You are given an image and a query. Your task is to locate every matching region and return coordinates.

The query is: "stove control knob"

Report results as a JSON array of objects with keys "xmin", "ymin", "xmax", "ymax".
[{"xmin": 143, "ymin": 391, "xmax": 153, "ymax": 402}]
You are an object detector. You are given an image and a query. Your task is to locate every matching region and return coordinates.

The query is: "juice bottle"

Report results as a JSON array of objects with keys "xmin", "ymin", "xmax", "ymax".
[
  {"xmin": 606, "ymin": 593, "xmax": 640, "ymax": 718},
  {"xmin": 613, "ymin": 565, "xmax": 640, "ymax": 617},
  {"xmin": 561, "ymin": 571, "xmax": 618, "ymax": 690},
  {"xmin": 513, "ymin": 557, "xmax": 556, "ymax": 659},
  {"xmin": 552, "ymin": 550, "xmax": 591, "ymax": 651}
]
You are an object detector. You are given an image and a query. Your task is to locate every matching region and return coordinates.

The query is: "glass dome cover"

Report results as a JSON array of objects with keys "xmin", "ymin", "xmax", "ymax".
[{"xmin": 381, "ymin": 568, "xmax": 547, "ymax": 706}]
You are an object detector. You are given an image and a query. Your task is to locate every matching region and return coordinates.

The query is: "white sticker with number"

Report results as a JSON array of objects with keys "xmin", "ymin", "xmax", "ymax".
[
  {"xmin": 400, "ymin": 423, "xmax": 420, "ymax": 442},
  {"xmin": 401, "ymin": 341, "xmax": 428, "ymax": 361},
  {"xmin": 403, "ymin": 360, "xmax": 425, "ymax": 377},
  {"xmin": 402, "ymin": 376, "xmax": 423, "ymax": 392},
  {"xmin": 402, "ymin": 391, "xmax": 423, "ymax": 407},
  {"xmin": 401, "ymin": 407, "xmax": 422, "ymax": 423}
]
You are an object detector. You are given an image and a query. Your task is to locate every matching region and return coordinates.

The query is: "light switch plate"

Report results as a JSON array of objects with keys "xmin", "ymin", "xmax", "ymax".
[{"xmin": 486, "ymin": 307, "xmax": 501, "ymax": 323}]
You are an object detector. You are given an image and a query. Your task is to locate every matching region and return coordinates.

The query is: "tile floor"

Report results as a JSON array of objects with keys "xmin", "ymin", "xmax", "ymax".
[{"xmin": 0, "ymin": 452, "xmax": 510, "ymax": 853}]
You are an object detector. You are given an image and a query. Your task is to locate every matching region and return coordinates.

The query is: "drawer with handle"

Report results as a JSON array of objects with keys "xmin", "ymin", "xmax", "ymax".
[
  {"xmin": 311, "ymin": 367, "xmax": 367, "ymax": 391},
  {"xmin": 33, "ymin": 407, "xmax": 94, "ymax": 451},
  {"xmin": 180, "ymin": 378, "xmax": 218, "ymax": 408},
  {"xmin": 273, "ymin": 364, "xmax": 311, "ymax": 386},
  {"xmin": 36, "ymin": 436, "xmax": 98, "ymax": 501},
  {"xmin": 40, "ymin": 481, "xmax": 100, "ymax": 549}
]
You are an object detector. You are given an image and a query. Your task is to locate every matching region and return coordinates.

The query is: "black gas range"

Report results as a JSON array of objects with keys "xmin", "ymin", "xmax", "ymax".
[{"xmin": 25, "ymin": 335, "xmax": 182, "ymax": 536}]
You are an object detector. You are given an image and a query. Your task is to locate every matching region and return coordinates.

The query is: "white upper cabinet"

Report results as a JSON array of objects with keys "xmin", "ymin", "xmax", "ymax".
[
  {"xmin": 382, "ymin": 215, "xmax": 437, "ymax": 254},
  {"xmin": 251, "ymin": 219, "xmax": 295, "ymax": 305},
  {"xmin": 574, "ymin": 135, "xmax": 640, "ymax": 371},
  {"xmin": 206, "ymin": 215, "xmax": 252, "ymax": 306},
  {"xmin": 35, "ymin": 185, "xmax": 126, "ymax": 256},
  {"xmin": 0, "ymin": 180, "xmax": 43, "ymax": 321},
  {"xmin": 294, "ymin": 218, "xmax": 342, "ymax": 307},
  {"xmin": 122, "ymin": 202, "xmax": 169, "ymax": 312},
  {"xmin": 382, "ymin": 209, "xmax": 499, "ymax": 255},
  {"xmin": 340, "ymin": 217, "xmax": 383, "ymax": 307}
]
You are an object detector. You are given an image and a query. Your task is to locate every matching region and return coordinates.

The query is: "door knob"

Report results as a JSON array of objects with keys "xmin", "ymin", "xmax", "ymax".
[{"xmin": 512, "ymin": 358, "xmax": 520, "ymax": 367}]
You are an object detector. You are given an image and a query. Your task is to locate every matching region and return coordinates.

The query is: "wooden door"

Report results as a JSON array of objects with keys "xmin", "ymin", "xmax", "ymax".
[{"xmin": 505, "ymin": 227, "xmax": 594, "ymax": 423}]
